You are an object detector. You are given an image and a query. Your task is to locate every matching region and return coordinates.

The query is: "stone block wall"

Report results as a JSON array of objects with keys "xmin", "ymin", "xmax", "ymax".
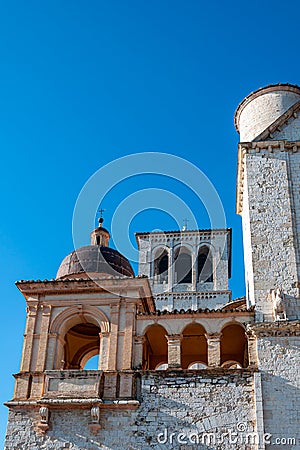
[
  {"xmin": 5, "ymin": 371, "xmax": 257, "ymax": 450},
  {"xmin": 240, "ymin": 145, "xmax": 299, "ymax": 320},
  {"xmin": 257, "ymin": 335, "xmax": 300, "ymax": 450}
]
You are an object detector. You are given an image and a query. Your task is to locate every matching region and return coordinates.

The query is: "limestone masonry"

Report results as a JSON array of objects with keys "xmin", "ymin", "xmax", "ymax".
[{"xmin": 4, "ymin": 84, "xmax": 300, "ymax": 449}]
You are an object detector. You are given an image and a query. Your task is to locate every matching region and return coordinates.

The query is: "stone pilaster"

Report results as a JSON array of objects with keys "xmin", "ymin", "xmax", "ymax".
[
  {"xmin": 167, "ymin": 334, "xmax": 181, "ymax": 369},
  {"xmin": 206, "ymin": 333, "xmax": 221, "ymax": 367},
  {"xmin": 168, "ymin": 245, "xmax": 174, "ymax": 291},
  {"xmin": 107, "ymin": 303, "xmax": 120, "ymax": 370},
  {"xmin": 20, "ymin": 301, "xmax": 38, "ymax": 372},
  {"xmin": 133, "ymin": 335, "xmax": 145, "ymax": 369},
  {"xmin": 98, "ymin": 331, "xmax": 110, "ymax": 370},
  {"xmin": 246, "ymin": 328, "xmax": 258, "ymax": 367},
  {"xmin": 122, "ymin": 303, "xmax": 135, "ymax": 370},
  {"xmin": 35, "ymin": 305, "xmax": 52, "ymax": 372}
]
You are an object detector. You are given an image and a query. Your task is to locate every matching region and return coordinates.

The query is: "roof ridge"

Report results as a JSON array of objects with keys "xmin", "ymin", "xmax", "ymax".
[{"xmin": 253, "ymin": 99, "xmax": 300, "ymax": 142}]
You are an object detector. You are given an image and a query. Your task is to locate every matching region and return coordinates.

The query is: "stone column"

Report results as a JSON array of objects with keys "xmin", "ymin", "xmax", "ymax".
[
  {"xmin": 167, "ymin": 334, "xmax": 181, "ymax": 369},
  {"xmin": 107, "ymin": 303, "xmax": 120, "ymax": 370},
  {"xmin": 99, "ymin": 331, "xmax": 110, "ymax": 370},
  {"xmin": 246, "ymin": 329, "xmax": 258, "ymax": 367},
  {"xmin": 133, "ymin": 335, "xmax": 145, "ymax": 369},
  {"xmin": 168, "ymin": 246, "xmax": 174, "ymax": 291},
  {"xmin": 36, "ymin": 305, "xmax": 52, "ymax": 372},
  {"xmin": 192, "ymin": 246, "xmax": 197, "ymax": 291},
  {"xmin": 206, "ymin": 333, "xmax": 222, "ymax": 367},
  {"xmin": 20, "ymin": 301, "xmax": 38, "ymax": 372}
]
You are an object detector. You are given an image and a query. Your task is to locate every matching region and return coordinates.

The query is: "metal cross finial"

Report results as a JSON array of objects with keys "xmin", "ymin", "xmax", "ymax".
[
  {"xmin": 98, "ymin": 208, "xmax": 105, "ymax": 227},
  {"xmin": 98, "ymin": 208, "xmax": 105, "ymax": 218}
]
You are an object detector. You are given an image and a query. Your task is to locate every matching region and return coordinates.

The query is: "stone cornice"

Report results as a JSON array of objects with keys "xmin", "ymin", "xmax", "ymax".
[
  {"xmin": 4, "ymin": 399, "xmax": 140, "ymax": 410},
  {"xmin": 247, "ymin": 320, "xmax": 300, "ymax": 337},
  {"xmin": 236, "ymin": 141, "xmax": 300, "ymax": 215},
  {"xmin": 135, "ymin": 229, "xmax": 231, "ymax": 248},
  {"xmin": 16, "ymin": 277, "xmax": 151, "ymax": 296},
  {"xmin": 16, "ymin": 277, "xmax": 156, "ymax": 314},
  {"xmin": 137, "ymin": 309, "xmax": 254, "ymax": 319}
]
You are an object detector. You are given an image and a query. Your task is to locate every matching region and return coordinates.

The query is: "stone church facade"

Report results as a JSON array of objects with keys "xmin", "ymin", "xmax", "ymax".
[{"xmin": 4, "ymin": 84, "xmax": 300, "ymax": 449}]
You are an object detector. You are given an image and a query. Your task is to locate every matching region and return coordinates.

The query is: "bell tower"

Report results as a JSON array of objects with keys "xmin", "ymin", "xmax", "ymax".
[{"xmin": 235, "ymin": 84, "xmax": 300, "ymax": 322}]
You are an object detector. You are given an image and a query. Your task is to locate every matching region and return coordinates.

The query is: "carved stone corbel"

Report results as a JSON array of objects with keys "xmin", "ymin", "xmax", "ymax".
[
  {"xmin": 89, "ymin": 405, "xmax": 101, "ymax": 435},
  {"xmin": 37, "ymin": 406, "xmax": 49, "ymax": 433}
]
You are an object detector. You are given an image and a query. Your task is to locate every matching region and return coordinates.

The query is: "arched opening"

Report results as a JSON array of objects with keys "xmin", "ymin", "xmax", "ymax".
[
  {"xmin": 181, "ymin": 323, "xmax": 208, "ymax": 369},
  {"xmin": 188, "ymin": 362, "xmax": 208, "ymax": 370},
  {"xmin": 174, "ymin": 247, "xmax": 192, "ymax": 284},
  {"xmin": 221, "ymin": 324, "xmax": 248, "ymax": 368},
  {"xmin": 63, "ymin": 322, "xmax": 101, "ymax": 370},
  {"xmin": 155, "ymin": 362, "xmax": 168, "ymax": 370},
  {"xmin": 143, "ymin": 324, "xmax": 168, "ymax": 370},
  {"xmin": 221, "ymin": 360, "xmax": 242, "ymax": 369},
  {"xmin": 154, "ymin": 248, "xmax": 168, "ymax": 283},
  {"xmin": 83, "ymin": 354, "xmax": 99, "ymax": 370},
  {"xmin": 197, "ymin": 246, "xmax": 213, "ymax": 283}
]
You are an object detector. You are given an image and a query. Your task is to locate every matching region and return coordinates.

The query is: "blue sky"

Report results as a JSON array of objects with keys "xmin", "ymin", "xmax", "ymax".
[{"xmin": 1, "ymin": 0, "xmax": 300, "ymax": 443}]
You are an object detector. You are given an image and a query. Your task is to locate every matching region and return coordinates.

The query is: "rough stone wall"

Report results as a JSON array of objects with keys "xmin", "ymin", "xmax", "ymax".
[
  {"xmin": 286, "ymin": 151, "xmax": 300, "ymax": 295},
  {"xmin": 242, "ymin": 147, "xmax": 299, "ymax": 320},
  {"xmin": 5, "ymin": 372, "xmax": 256, "ymax": 450},
  {"xmin": 257, "ymin": 336, "xmax": 300, "ymax": 450},
  {"xmin": 271, "ymin": 116, "xmax": 300, "ymax": 142}
]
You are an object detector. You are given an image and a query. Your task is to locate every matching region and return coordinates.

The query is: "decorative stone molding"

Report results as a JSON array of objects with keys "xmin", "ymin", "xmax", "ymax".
[{"xmin": 247, "ymin": 321, "xmax": 300, "ymax": 337}]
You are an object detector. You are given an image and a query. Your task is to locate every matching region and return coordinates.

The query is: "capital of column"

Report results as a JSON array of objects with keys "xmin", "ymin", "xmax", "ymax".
[
  {"xmin": 205, "ymin": 332, "xmax": 222, "ymax": 342},
  {"xmin": 166, "ymin": 334, "xmax": 182, "ymax": 343},
  {"xmin": 99, "ymin": 331, "xmax": 110, "ymax": 339},
  {"xmin": 134, "ymin": 335, "xmax": 146, "ymax": 344}
]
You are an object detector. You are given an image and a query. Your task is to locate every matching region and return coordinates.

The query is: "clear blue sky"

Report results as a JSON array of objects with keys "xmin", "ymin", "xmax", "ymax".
[{"xmin": 1, "ymin": 0, "xmax": 299, "ymax": 443}]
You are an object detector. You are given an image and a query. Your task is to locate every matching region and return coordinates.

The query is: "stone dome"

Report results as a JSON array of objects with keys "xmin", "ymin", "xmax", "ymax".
[{"xmin": 56, "ymin": 245, "xmax": 134, "ymax": 279}]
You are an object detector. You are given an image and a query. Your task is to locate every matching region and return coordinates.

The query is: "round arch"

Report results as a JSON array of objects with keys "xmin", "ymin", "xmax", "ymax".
[
  {"xmin": 174, "ymin": 246, "xmax": 192, "ymax": 284},
  {"xmin": 143, "ymin": 324, "xmax": 168, "ymax": 370},
  {"xmin": 181, "ymin": 322, "xmax": 208, "ymax": 369},
  {"xmin": 220, "ymin": 322, "xmax": 248, "ymax": 368},
  {"xmin": 50, "ymin": 305, "xmax": 110, "ymax": 336}
]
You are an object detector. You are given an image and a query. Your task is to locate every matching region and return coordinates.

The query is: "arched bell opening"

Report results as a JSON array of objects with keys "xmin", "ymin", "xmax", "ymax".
[
  {"xmin": 153, "ymin": 248, "xmax": 168, "ymax": 284},
  {"xmin": 174, "ymin": 247, "xmax": 192, "ymax": 284},
  {"xmin": 63, "ymin": 322, "xmax": 101, "ymax": 370},
  {"xmin": 197, "ymin": 246, "xmax": 213, "ymax": 283}
]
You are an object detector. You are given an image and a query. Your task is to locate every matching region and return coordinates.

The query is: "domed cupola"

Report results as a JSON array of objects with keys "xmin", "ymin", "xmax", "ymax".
[{"xmin": 56, "ymin": 214, "xmax": 134, "ymax": 279}]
